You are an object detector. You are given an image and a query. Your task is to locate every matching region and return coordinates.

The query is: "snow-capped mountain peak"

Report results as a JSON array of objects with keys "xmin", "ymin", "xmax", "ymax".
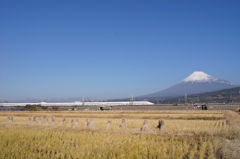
[
  {"xmin": 182, "ymin": 71, "xmax": 217, "ymax": 83},
  {"xmin": 139, "ymin": 71, "xmax": 238, "ymax": 99}
]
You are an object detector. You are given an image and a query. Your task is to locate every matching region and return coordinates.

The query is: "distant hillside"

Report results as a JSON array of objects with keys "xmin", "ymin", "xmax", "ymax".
[
  {"xmin": 156, "ymin": 86, "xmax": 240, "ymax": 104},
  {"xmin": 140, "ymin": 71, "xmax": 238, "ymax": 99}
]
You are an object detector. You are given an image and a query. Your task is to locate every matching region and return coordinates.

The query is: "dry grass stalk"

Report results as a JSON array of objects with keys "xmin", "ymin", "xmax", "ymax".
[
  {"xmin": 27, "ymin": 116, "xmax": 32, "ymax": 124},
  {"xmin": 51, "ymin": 116, "xmax": 55, "ymax": 125},
  {"xmin": 119, "ymin": 118, "xmax": 126, "ymax": 129},
  {"xmin": 156, "ymin": 120, "xmax": 166, "ymax": 132},
  {"xmin": 32, "ymin": 116, "xmax": 37, "ymax": 124},
  {"xmin": 85, "ymin": 118, "xmax": 89, "ymax": 128},
  {"xmin": 68, "ymin": 119, "xmax": 74, "ymax": 127},
  {"xmin": 85, "ymin": 118, "xmax": 97, "ymax": 130},
  {"xmin": 106, "ymin": 120, "xmax": 113, "ymax": 130},
  {"xmin": 74, "ymin": 119, "xmax": 79, "ymax": 127},
  {"xmin": 141, "ymin": 119, "xmax": 150, "ymax": 131},
  {"xmin": 43, "ymin": 116, "xmax": 48, "ymax": 125},
  {"xmin": 38, "ymin": 117, "xmax": 42, "ymax": 125},
  {"xmin": 60, "ymin": 117, "xmax": 66, "ymax": 126},
  {"xmin": 7, "ymin": 115, "xmax": 13, "ymax": 123}
]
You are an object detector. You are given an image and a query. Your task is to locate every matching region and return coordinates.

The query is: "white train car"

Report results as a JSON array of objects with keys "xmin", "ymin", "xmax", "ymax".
[
  {"xmin": 1, "ymin": 103, "xmax": 39, "ymax": 106},
  {"xmin": 1, "ymin": 101, "xmax": 154, "ymax": 107}
]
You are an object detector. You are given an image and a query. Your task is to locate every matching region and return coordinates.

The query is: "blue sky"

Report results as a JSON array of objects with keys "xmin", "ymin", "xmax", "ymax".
[{"xmin": 0, "ymin": 1, "xmax": 240, "ymax": 101}]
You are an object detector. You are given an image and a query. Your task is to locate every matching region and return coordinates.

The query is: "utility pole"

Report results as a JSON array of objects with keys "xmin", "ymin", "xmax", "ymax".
[
  {"xmin": 185, "ymin": 93, "xmax": 188, "ymax": 105},
  {"xmin": 131, "ymin": 95, "xmax": 134, "ymax": 106},
  {"xmin": 82, "ymin": 97, "xmax": 85, "ymax": 106}
]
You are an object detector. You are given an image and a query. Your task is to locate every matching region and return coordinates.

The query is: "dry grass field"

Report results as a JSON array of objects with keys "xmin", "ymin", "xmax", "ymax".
[{"xmin": 0, "ymin": 110, "xmax": 240, "ymax": 158}]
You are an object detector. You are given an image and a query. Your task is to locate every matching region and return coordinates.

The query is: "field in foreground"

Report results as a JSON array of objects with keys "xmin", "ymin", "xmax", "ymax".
[{"xmin": 0, "ymin": 110, "xmax": 240, "ymax": 159}]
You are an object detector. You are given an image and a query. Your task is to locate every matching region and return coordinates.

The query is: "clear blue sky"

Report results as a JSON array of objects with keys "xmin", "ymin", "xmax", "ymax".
[{"xmin": 1, "ymin": 0, "xmax": 240, "ymax": 101}]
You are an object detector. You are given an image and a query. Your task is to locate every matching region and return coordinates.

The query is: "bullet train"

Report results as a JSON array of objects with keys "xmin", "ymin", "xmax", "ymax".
[{"xmin": 1, "ymin": 101, "xmax": 154, "ymax": 107}]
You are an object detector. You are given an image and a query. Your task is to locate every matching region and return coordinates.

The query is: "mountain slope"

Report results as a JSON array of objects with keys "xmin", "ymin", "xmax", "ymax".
[
  {"xmin": 163, "ymin": 86, "xmax": 240, "ymax": 104},
  {"xmin": 141, "ymin": 71, "xmax": 238, "ymax": 99}
]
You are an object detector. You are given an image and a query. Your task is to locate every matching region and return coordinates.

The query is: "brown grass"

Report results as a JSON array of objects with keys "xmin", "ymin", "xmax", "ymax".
[
  {"xmin": 216, "ymin": 110, "xmax": 240, "ymax": 158},
  {"xmin": 0, "ymin": 110, "xmax": 240, "ymax": 158}
]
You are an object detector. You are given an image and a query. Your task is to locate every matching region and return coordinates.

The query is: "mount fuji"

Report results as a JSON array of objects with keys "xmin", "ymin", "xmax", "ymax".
[{"xmin": 140, "ymin": 71, "xmax": 238, "ymax": 99}]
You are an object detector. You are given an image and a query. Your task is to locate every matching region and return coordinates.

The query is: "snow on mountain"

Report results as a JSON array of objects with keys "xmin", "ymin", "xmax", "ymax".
[
  {"xmin": 182, "ymin": 71, "xmax": 217, "ymax": 83},
  {"xmin": 181, "ymin": 71, "xmax": 233, "ymax": 85},
  {"xmin": 140, "ymin": 71, "xmax": 238, "ymax": 99}
]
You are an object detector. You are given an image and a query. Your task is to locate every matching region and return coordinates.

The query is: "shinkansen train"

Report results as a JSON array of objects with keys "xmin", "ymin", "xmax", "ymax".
[{"xmin": 0, "ymin": 101, "xmax": 154, "ymax": 107}]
